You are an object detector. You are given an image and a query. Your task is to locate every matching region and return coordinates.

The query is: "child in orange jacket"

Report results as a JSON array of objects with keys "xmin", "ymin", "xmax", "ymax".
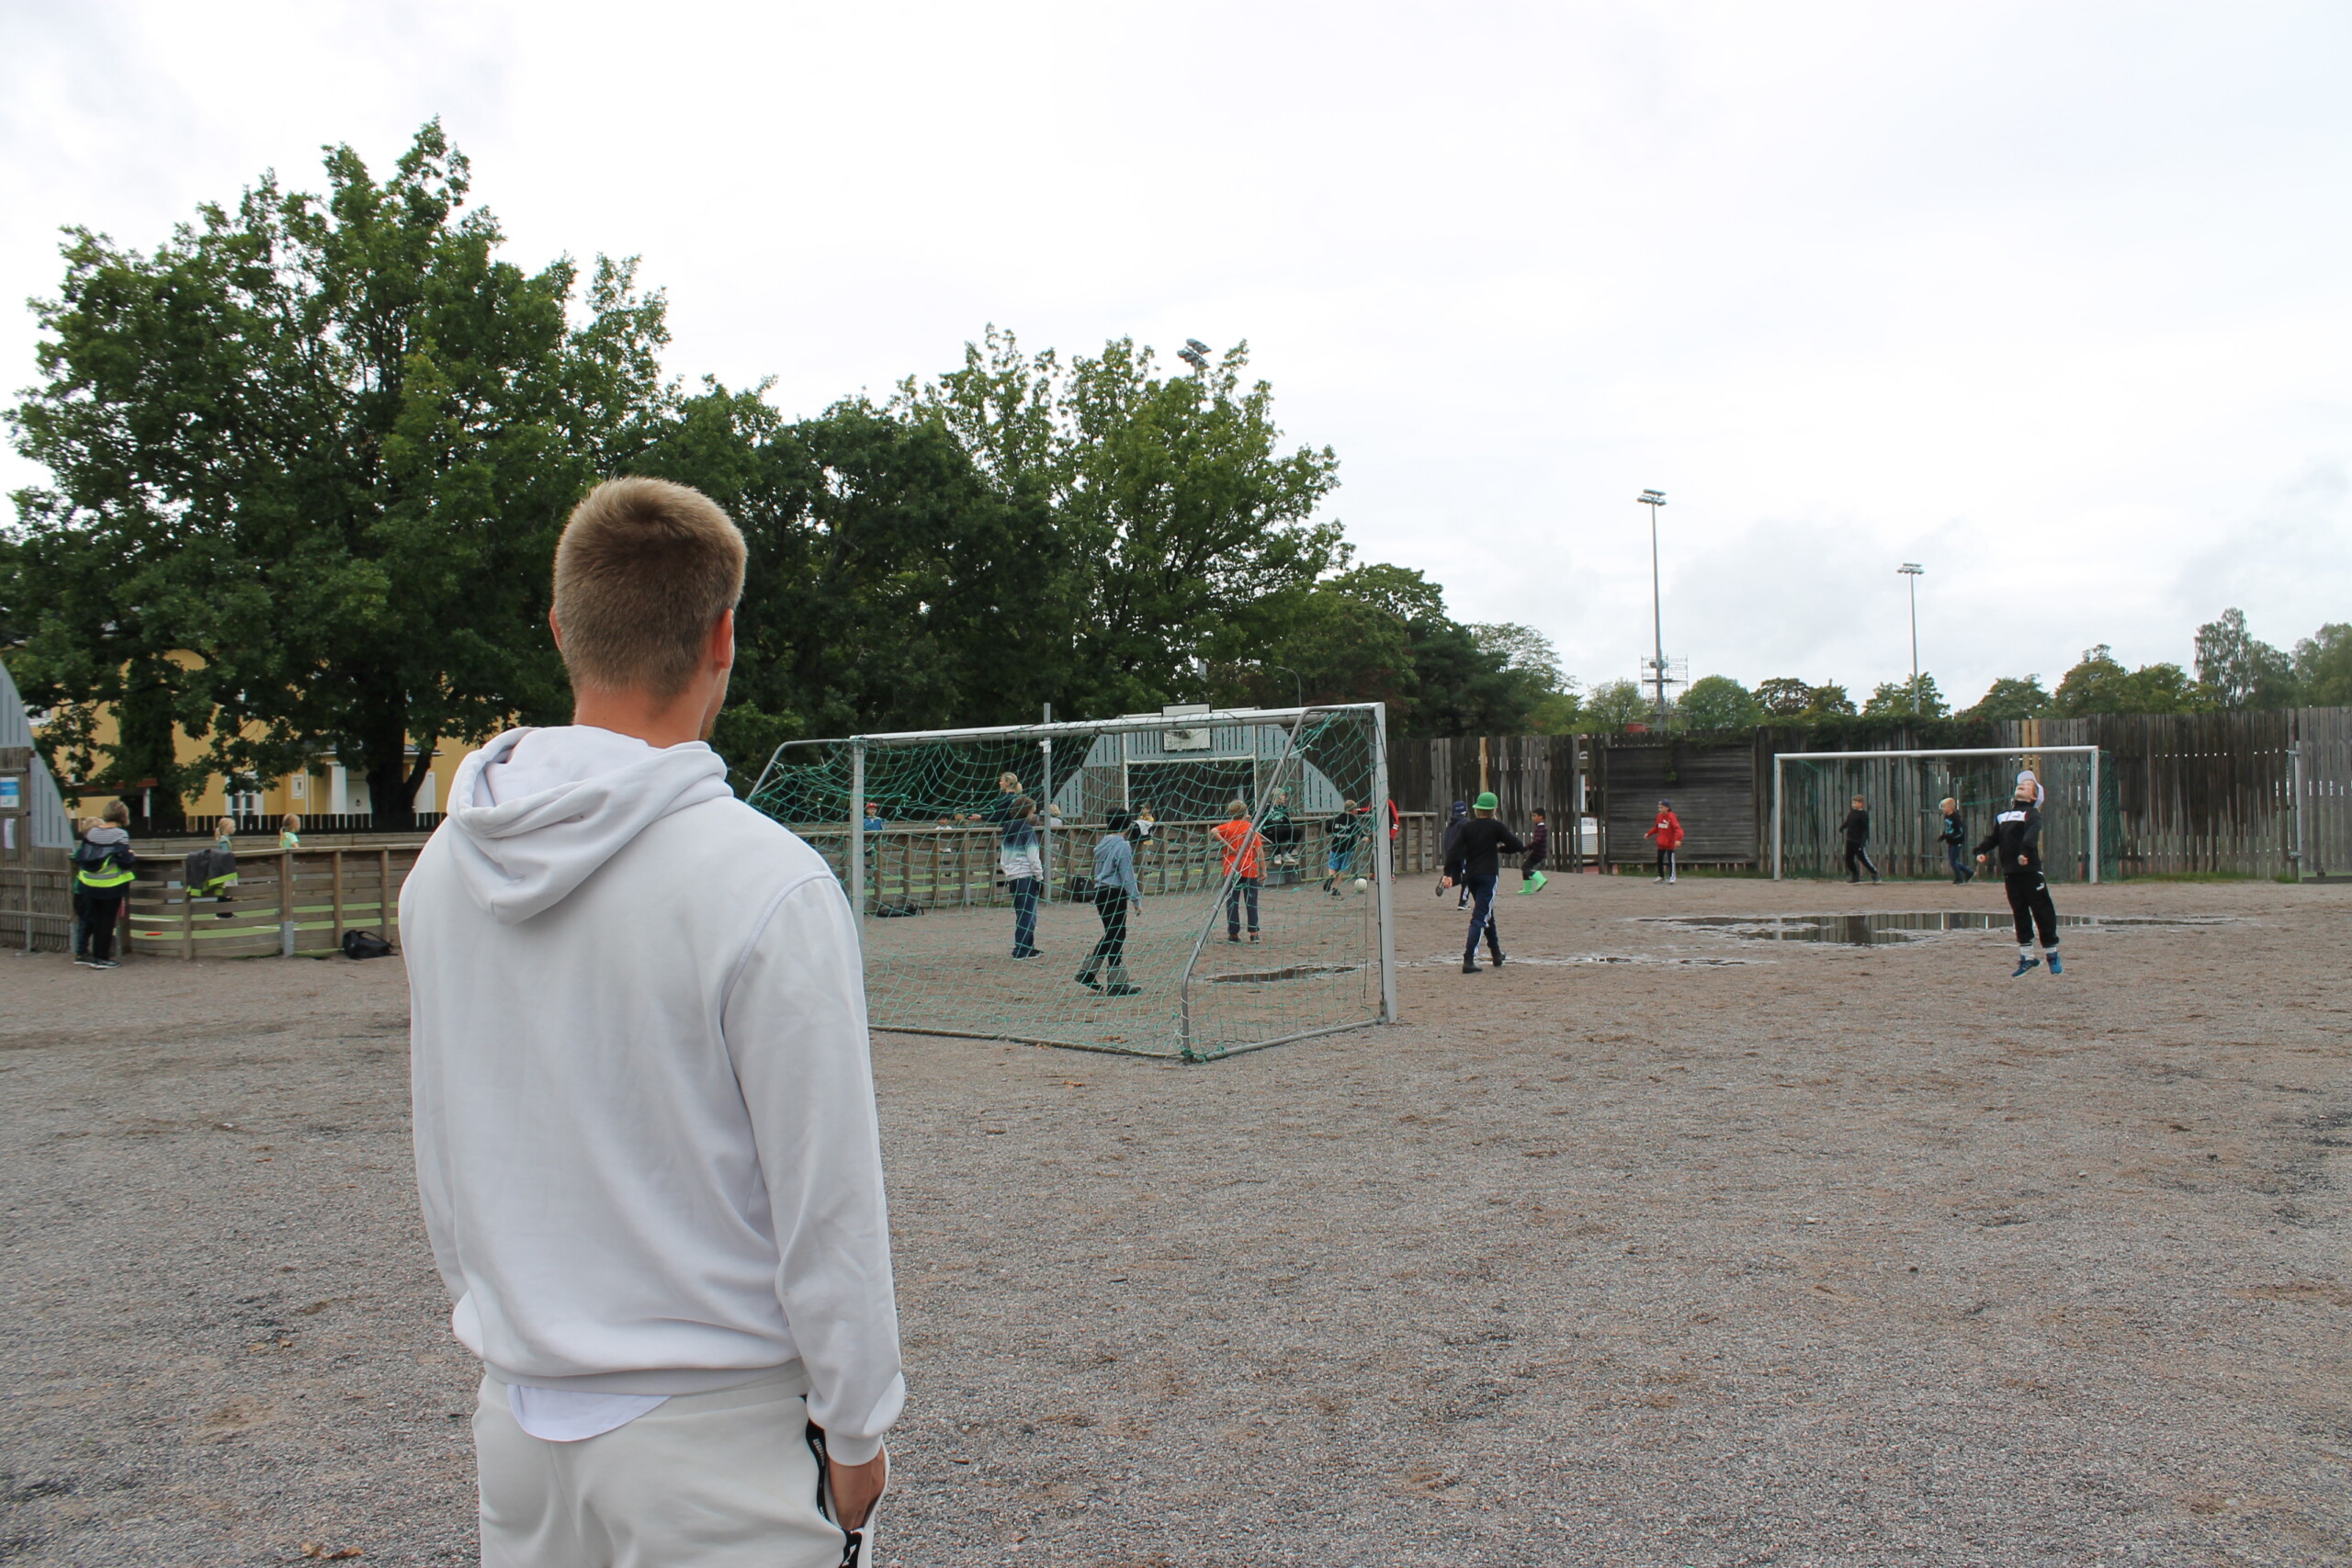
[{"xmin": 1643, "ymin": 799, "xmax": 1684, "ymax": 885}]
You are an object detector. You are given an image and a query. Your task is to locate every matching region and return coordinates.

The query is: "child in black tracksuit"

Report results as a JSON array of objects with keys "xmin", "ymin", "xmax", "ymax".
[
  {"xmin": 1976, "ymin": 787, "xmax": 2063, "ymax": 976},
  {"xmin": 1840, "ymin": 796, "xmax": 1879, "ymax": 884},
  {"xmin": 1939, "ymin": 797, "xmax": 1973, "ymax": 885}
]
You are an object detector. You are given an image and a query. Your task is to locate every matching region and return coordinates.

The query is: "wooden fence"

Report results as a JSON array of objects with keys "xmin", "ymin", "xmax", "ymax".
[
  {"xmin": 1388, "ymin": 706, "xmax": 2352, "ymax": 880},
  {"xmin": 0, "ymin": 842, "xmax": 430, "ymax": 961}
]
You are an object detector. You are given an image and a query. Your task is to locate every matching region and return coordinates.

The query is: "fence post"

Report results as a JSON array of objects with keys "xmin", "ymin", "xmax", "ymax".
[
  {"xmin": 280, "ymin": 849, "xmax": 295, "ymax": 957},
  {"xmin": 1372, "ymin": 702, "xmax": 1398, "ymax": 1025}
]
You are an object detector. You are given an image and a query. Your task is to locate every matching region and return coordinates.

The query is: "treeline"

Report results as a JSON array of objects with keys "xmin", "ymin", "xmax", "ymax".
[
  {"xmin": 0, "ymin": 124, "xmax": 1562, "ymax": 825},
  {"xmin": 1599, "ymin": 608, "xmax": 2351, "ymax": 736}
]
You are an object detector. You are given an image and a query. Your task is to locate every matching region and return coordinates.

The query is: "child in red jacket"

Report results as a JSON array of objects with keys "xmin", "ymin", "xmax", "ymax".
[{"xmin": 1643, "ymin": 799, "xmax": 1684, "ymax": 884}]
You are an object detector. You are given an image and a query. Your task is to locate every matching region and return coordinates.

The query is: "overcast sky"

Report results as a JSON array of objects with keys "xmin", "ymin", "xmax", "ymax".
[{"xmin": 6, "ymin": 1, "xmax": 2347, "ymax": 708}]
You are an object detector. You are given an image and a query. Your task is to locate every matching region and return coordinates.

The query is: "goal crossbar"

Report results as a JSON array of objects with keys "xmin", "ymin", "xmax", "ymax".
[{"xmin": 1771, "ymin": 746, "xmax": 2103, "ymax": 884}]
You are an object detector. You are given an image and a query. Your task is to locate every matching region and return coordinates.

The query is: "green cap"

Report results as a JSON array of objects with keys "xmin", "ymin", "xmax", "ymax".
[{"xmin": 1474, "ymin": 791, "xmax": 1498, "ymax": 810}]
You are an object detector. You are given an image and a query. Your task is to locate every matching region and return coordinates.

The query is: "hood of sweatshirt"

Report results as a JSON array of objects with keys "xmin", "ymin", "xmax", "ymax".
[
  {"xmin": 84, "ymin": 825, "xmax": 130, "ymax": 848},
  {"xmin": 443, "ymin": 727, "xmax": 735, "ymax": 924}
]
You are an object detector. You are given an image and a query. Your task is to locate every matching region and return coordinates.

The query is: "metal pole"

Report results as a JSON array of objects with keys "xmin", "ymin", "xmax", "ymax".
[
  {"xmin": 1770, "ymin": 754, "xmax": 1783, "ymax": 881},
  {"xmin": 2087, "ymin": 747, "xmax": 2100, "ymax": 886},
  {"xmin": 849, "ymin": 741, "xmax": 866, "ymax": 924},
  {"xmin": 1898, "ymin": 562, "xmax": 1924, "ymax": 713},
  {"xmin": 1371, "ymin": 701, "xmax": 1398, "ymax": 1024},
  {"xmin": 1039, "ymin": 703, "xmax": 1053, "ymax": 908},
  {"xmin": 1646, "ymin": 497, "xmax": 1667, "ymax": 723},
  {"xmin": 2290, "ymin": 739, "xmax": 2305, "ymax": 882}
]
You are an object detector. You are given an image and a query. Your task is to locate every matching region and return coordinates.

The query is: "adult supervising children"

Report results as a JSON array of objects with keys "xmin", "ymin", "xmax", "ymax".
[
  {"xmin": 1442, "ymin": 791, "xmax": 1523, "ymax": 975},
  {"xmin": 1977, "ymin": 780, "xmax": 2064, "ymax": 976},
  {"xmin": 402, "ymin": 477, "xmax": 901, "ymax": 1566},
  {"xmin": 1840, "ymin": 795, "xmax": 1880, "ymax": 884},
  {"xmin": 73, "ymin": 801, "xmax": 136, "ymax": 969}
]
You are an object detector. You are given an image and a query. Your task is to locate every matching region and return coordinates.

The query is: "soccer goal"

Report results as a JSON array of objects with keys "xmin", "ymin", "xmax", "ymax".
[
  {"xmin": 747, "ymin": 704, "xmax": 1398, "ymax": 1060},
  {"xmin": 1770, "ymin": 746, "xmax": 2121, "ymax": 883}
]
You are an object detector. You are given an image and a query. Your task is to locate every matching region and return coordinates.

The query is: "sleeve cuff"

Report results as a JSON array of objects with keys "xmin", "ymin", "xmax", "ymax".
[{"xmin": 825, "ymin": 1430, "xmax": 886, "ymax": 1466}]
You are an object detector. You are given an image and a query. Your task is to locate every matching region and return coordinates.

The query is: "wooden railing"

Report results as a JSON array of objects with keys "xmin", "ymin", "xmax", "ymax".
[{"xmin": 125, "ymin": 842, "xmax": 426, "ymax": 960}]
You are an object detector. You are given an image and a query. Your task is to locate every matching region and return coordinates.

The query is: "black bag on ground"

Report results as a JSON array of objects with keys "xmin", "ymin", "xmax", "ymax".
[{"xmin": 341, "ymin": 929, "xmax": 393, "ymax": 960}]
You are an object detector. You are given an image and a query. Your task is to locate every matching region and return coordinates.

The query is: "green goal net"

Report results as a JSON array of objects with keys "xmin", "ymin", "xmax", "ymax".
[
  {"xmin": 747, "ymin": 705, "xmax": 1396, "ymax": 1059},
  {"xmin": 1772, "ymin": 747, "xmax": 2121, "ymax": 882}
]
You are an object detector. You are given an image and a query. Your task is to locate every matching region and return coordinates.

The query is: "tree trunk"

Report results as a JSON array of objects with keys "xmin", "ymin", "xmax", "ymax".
[{"xmin": 358, "ymin": 704, "xmax": 415, "ymax": 834}]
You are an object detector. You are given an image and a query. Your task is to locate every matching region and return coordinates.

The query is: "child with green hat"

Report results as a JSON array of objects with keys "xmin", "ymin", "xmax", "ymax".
[{"xmin": 1441, "ymin": 792, "xmax": 1525, "ymax": 974}]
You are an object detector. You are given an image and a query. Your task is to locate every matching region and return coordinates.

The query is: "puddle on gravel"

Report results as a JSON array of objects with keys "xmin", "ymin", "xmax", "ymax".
[
  {"xmin": 1647, "ymin": 912, "xmax": 2231, "ymax": 946},
  {"xmin": 1417, "ymin": 953, "xmax": 1768, "ymax": 967}
]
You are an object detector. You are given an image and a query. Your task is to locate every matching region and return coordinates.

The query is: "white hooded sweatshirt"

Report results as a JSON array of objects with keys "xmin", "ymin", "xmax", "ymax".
[{"xmin": 403, "ymin": 726, "xmax": 903, "ymax": 1462}]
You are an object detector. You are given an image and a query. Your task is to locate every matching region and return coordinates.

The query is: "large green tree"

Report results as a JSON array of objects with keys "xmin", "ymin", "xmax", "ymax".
[
  {"xmin": 2194, "ymin": 607, "xmax": 2298, "ymax": 709},
  {"xmin": 901, "ymin": 329, "xmax": 1343, "ymax": 717},
  {"xmin": 6, "ymin": 122, "xmax": 666, "ymax": 826},
  {"xmin": 1679, "ymin": 674, "xmax": 1762, "ymax": 731},
  {"xmin": 2294, "ymin": 623, "xmax": 2352, "ymax": 706},
  {"xmin": 2053, "ymin": 645, "xmax": 2209, "ymax": 716}
]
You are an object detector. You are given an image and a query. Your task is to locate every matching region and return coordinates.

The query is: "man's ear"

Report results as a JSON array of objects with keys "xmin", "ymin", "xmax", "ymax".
[
  {"xmin": 709, "ymin": 608, "xmax": 736, "ymax": 673},
  {"xmin": 548, "ymin": 607, "xmax": 564, "ymax": 650}
]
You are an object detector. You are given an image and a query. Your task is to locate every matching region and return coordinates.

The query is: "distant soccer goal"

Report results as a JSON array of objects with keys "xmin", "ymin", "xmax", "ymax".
[
  {"xmin": 1770, "ymin": 746, "xmax": 2121, "ymax": 883},
  {"xmin": 748, "ymin": 704, "xmax": 1398, "ymax": 1060}
]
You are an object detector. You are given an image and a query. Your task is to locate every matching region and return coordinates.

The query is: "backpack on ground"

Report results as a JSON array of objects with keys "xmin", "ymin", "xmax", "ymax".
[{"xmin": 341, "ymin": 929, "xmax": 393, "ymax": 960}]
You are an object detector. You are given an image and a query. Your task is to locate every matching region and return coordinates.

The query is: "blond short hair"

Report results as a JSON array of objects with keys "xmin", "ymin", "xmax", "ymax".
[
  {"xmin": 281, "ymin": 813, "xmax": 302, "ymax": 832},
  {"xmin": 104, "ymin": 800, "xmax": 131, "ymax": 825},
  {"xmin": 554, "ymin": 478, "xmax": 747, "ymax": 698}
]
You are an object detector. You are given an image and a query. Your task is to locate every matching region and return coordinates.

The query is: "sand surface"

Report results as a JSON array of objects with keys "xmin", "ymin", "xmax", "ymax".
[{"xmin": 2, "ymin": 873, "xmax": 2346, "ymax": 1565}]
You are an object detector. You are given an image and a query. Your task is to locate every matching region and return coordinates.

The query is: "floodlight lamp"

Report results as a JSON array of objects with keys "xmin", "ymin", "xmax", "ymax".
[
  {"xmin": 1899, "ymin": 562, "xmax": 1924, "ymax": 575},
  {"xmin": 1184, "ymin": 337, "xmax": 1212, "ymax": 356},
  {"xmin": 1639, "ymin": 489, "xmax": 1666, "ymax": 504}
]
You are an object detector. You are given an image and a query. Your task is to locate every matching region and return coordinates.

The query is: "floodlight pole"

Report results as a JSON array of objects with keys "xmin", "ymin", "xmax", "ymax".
[
  {"xmin": 1640, "ymin": 491, "xmax": 1668, "ymax": 723},
  {"xmin": 1899, "ymin": 563, "xmax": 1924, "ymax": 712}
]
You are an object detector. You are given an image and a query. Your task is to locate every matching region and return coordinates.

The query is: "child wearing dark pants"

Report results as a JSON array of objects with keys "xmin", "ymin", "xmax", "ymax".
[
  {"xmin": 1939, "ymin": 798, "xmax": 1973, "ymax": 885},
  {"xmin": 1977, "ymin": 787, "xmax": 2064, "ymax": 976},
  {"xmin": 1840, "ymin": 796, "xmax": 1879, "ymax": 884},
  {"xmin": 1517, "ymin": 810, "xmax": 1549, "ymax": 895},
  {"xmin": 1079, "ymin": 811, "xmax": 1142, "ymax": 995},
  {"xmin": 1442, "ymin": 792, "xmax": 1524, "ymax": 974}
]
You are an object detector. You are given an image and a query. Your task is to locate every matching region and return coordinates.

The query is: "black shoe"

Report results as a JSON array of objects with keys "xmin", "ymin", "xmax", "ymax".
[
  {"xmin": 1489, "ymin": 952, "xmax": 1506, "ymax": 966},
  {"xmin": 1227, "ymin": 933, "xmax": 1240, "ymax": 943},
  {"xmin": 1075, "ymin": 973, "xmax": 1102, "ymax": 991},
  {"xmin": 1462, "ymin": 958, "xmax": 1480, "ymax": 974},
  {"xmin": 1012, "ymin": 948, "xmax": 1042, "ymax": 959},
  {"xmin": 1106, "ymin": 983, "xmax": 1142, "ymax": 997}
]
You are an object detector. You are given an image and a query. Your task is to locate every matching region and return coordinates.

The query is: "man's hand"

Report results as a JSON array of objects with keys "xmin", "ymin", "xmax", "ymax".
[
  {"xmin": 1441, "ymin": 875, "xmax": 1455, "ymax": 889},
  {"xmin": 2017, "ymin": 854, "xmax": 2030, "ymax": 867},
  {"xmin": 830, "ymin": 1449, "xmax": 888, "ymax": 1533},
  {"xmin": 1975, "ymin": 853, "xmax": 1988, "ymax": 864}
]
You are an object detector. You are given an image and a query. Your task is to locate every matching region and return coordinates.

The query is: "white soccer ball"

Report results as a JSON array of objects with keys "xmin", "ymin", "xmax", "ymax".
[{"xmin": 1352, "ymin": 877, "xmax": 1370, "ymax": 894}]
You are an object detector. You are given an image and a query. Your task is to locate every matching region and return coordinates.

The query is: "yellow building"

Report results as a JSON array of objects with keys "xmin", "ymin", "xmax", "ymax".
[{"xmin": 40, "ymin": 692, "xmax": 483, "ymax": 828}]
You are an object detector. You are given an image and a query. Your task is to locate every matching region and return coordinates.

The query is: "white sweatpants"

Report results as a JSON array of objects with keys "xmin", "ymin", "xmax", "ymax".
[{"xmin": 474, "ymin": 1365, "xmax": 865, "ymax": 1568}]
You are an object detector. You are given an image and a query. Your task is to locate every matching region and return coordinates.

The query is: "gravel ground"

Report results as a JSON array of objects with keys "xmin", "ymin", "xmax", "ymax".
[{"xmin": 3, "ymin": 873, "xmax": 2347, "ymax": 1566}]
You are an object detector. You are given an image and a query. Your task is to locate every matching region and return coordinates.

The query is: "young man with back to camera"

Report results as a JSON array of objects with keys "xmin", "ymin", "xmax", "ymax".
[
  {"xmin": 1977, "ymin": 778, "xmax": 2064, "ymax": 977},
  {"xmin": 1442, "ymin": 791, "xmax": 1524, "ymax": 974},
  {"xmin": 403, "ymin": 477, "xmax": 901, "ymax": 1568}
]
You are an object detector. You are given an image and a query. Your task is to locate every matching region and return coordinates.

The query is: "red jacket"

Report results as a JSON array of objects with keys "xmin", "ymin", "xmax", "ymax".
[{"xmin": 1644, "ymin": 809, "xmax": 1685, "ymax": 850}]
